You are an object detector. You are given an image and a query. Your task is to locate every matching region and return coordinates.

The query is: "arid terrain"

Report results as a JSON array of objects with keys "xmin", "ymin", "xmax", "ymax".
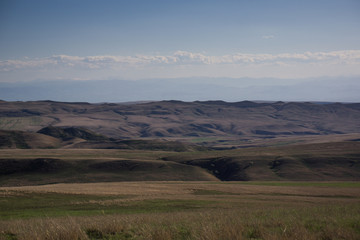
[
  {"xmin": 0, "ymin": 100, "xmax": 360, "ymax": 185},
  {"xmin": 0, "ymin": 100, "xmax": 360, "ymax": 239},
  {"xmin": 1, "ymin": 100, "xmax": 360, "ymax": 139}
]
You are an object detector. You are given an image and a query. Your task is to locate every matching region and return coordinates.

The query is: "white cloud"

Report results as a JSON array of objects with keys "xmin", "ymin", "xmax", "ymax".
[
  {"xmin": 1, "ymin": 50, "xmax": 360, "ymax": 72},
  {"xmin": 1, "ymin": 50, "xmax": 360, "ymax": 81}
]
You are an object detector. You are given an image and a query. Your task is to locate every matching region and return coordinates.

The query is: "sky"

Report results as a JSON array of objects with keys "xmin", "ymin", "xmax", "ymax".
[{"xmin": 0, "ymin": 0, "xmax": 360, "ymax": 101}]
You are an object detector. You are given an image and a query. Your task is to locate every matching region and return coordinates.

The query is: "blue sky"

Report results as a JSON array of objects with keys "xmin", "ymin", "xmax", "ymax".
[{"xmin": 0, "ymin": 0, "xmax": 360, "ymax": 83}]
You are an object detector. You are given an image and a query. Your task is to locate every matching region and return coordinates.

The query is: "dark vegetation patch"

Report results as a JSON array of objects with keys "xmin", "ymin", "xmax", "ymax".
[
  {"xmin": 89, "ymin": 160, "xmax": 162, "ymax": 172},
  {"xmin": 9, "ymin": 131, "xmax": 29, "ymax": 149},
  {"xmin": 182, "ymin": 157, "xmax": 251, "ymax": 181},
  {"xmin": 0, "ymin": 158, "xmax": 70, "ymax": 175},
  {"xmin": 0, "ymin": 134, "xmax": 12, "ymax": 148},
  {"xmin": 37, "ymin": 126, "xmax": 108, "ymax": 141},
  {"xmin": 72, "ymin": 139, "xmax": 207, "ymax": 152},
  {"xmin": 349, "ymin": 138, "xmax": 360, "ymax": 142},
  {"xmin": 0, "ymin": 130, "xmax": 30, "ymax": 149},
  {"xmin": 189, "ymin": 124, "xmax": 215, "ymax": 134},
  {"xmin": 253, "ymin": 130, "xmax": 278, "ymax": 135},
  {"xmin": 0, "ymin": 157, "xmax": 217, "ymax": 186},
  {"xmin": 239, "ymin": 181, "xmax": 360, "ymax": 187}
]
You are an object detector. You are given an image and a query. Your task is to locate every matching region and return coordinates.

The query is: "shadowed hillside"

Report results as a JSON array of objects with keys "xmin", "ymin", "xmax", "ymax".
[
  {"xmin": 37, "ymin": 126, "xmax": 109, "ymax": 141},
  {"xmin": 0, "ymin": 157, "xmax": 218, "ymax": 186},
  {"xmin": 0, "ymin": 141, "xmax": 359, "ymax": 186},
  {"xmin": 161, "ymin": 141, "xmax": 360, "ymax": 181}
]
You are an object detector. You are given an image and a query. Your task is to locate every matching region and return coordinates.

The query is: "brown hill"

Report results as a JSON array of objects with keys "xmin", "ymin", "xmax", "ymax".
[
  {"xmin": 0, "ymin": 100, "xmax": 360, "ymax": 139},
  {"xmin": 37, "ymin": 126, "xmax": 109, "ymax": 141},
  {"xmin": 0, "ymin": 127, "xmax": 206, "ymax": 151},
  {"xmin": 0, "ymin": 130, "xmax": 60, "ymax": 149},
  {"xmin": 1, "ymin": 100, "xmax": 359, "ymax": 184}
]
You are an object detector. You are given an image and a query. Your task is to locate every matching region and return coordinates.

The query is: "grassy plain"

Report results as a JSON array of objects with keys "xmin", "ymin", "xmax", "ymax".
[{"xmin": 1, "ymin": 181, "xmax": 360, "ymax": 240}]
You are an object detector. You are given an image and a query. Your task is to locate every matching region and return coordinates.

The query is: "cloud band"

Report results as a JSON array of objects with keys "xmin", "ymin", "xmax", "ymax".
[{"xmin": 1, "ymin": 50, "xmax": 360, "ymax": 72}]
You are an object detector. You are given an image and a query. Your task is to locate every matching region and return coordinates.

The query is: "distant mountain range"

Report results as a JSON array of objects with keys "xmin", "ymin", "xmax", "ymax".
[
  {"xmin": 0, "ymin": 100, "xmax": 359, "ymax": 140},
  {"xmin": 0, "ymin": 77, "xmax": 359, "ymax": 102}
]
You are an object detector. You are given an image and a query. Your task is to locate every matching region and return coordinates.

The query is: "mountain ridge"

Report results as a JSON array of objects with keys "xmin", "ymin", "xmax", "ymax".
[
  {"xmin": 1, "ymin": 100, "xmax": 360, "ymax": 139},
  {"xmin": 1, "ymin": 77, "xmax": 359, "ymax": 102}
]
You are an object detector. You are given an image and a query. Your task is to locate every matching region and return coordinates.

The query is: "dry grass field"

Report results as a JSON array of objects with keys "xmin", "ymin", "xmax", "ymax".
[{"xmin": 0, "ymin": 181, "xmax": 360, "ymax": 240}]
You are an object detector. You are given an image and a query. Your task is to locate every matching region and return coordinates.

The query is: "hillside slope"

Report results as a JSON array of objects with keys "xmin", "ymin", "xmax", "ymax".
[
  {"xmin": 0, "ymin": 141, "xmax": 359, "ymax": 186},
  {"xmin": 0, "ymin": 100, "xmax": 360, "ymax": 139},
  {"xmin": 0, "ymin": 127, "xmax": 207, "ymax": 151},
  {"xmin": 162, "ymin": 141, "xmax": 360, "ymax": 181},
  {"xmin": 0, "ymin": 130, "xmax": 60, "ymax": 149}
]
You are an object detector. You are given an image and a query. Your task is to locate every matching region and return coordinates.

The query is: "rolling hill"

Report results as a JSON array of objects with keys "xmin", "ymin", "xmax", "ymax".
[
  {"xmin": 0, "ymin": 100, "xmax": 360, "ymax": 185},
  {"xmin": 0, "ymin": 100, "xmax": 360, "ymax": 139},
  {"xmin": 0, "ymin": 141, "xmax": 359, "ymax": 186},
  {"xmin": 0, "ymin": 130, "xmax": 60, "ymax": 149},
  {"xmin": 0, "ymin": 127, "xmax": 206, "ymax": 152}
]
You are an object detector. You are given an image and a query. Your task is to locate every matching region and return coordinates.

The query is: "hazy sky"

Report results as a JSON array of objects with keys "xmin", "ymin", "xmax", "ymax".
[{"xmin": 1, "ymin": 0, "xmax": 360, "ymax": 82}]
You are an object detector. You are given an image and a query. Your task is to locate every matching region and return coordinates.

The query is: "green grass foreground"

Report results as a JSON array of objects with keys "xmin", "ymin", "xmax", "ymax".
[
  {"xmin": 1, "ymin": 181, "xmax": 360, "ymax": 240},
  {"xmin": 0, "ymin": 191, "xmax": 211, "ymax": 220}
]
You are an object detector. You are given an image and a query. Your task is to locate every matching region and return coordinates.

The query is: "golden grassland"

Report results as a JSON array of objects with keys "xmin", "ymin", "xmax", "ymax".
[{"xmin": 1, "ymin": 181, "xmax": 360, "ymax": 240}]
